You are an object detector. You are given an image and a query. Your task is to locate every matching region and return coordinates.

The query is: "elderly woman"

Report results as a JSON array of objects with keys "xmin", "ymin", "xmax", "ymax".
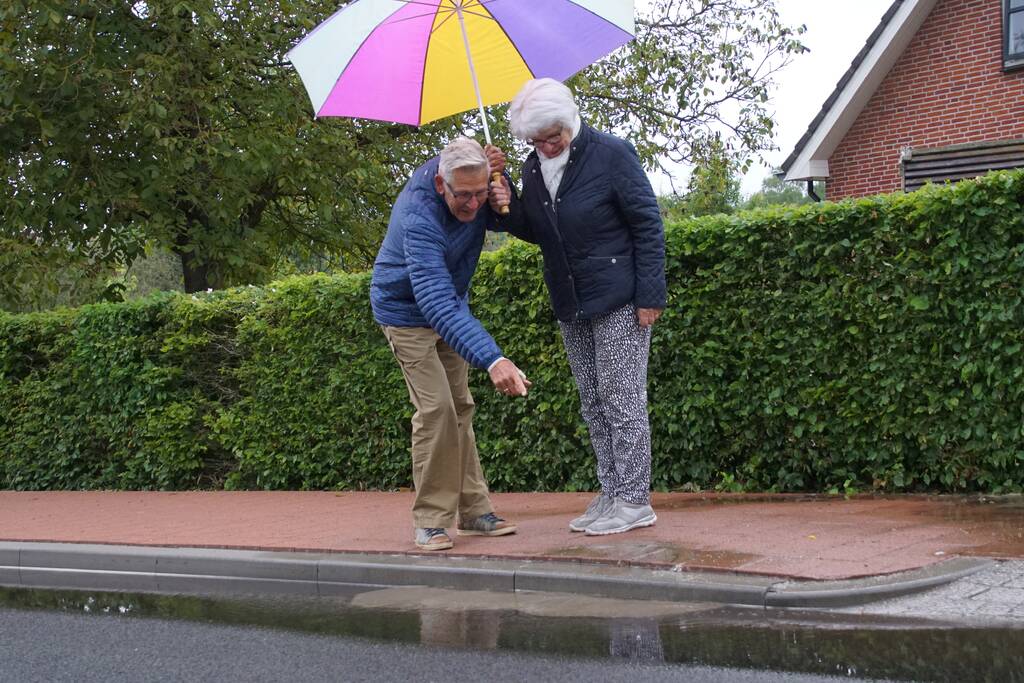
[{"xmin": 489, "ymin": 78, "xmax": 666, "ymax": 536}]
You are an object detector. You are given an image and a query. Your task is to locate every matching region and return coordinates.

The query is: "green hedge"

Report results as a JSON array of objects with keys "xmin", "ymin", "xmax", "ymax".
[{"xmin": 2, "ymin": 170, "xmax": 1023, "ymax": 492}]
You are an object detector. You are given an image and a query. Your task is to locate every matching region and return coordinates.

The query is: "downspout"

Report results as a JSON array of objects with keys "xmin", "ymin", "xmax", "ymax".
[{"xmin": 806, "ymin": 180, "xmax": 822, "ymax": 202}]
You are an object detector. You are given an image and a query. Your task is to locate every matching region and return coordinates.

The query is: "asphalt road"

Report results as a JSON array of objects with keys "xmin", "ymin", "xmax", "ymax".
[{"xmin": 0, "ymin": 607, "xmax": 876, "ymax": 683}]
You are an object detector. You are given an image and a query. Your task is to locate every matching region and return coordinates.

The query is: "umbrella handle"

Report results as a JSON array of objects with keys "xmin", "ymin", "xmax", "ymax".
[{"xmin": 492, "ymin": 172, "xmax": 510, "ymax": 216}]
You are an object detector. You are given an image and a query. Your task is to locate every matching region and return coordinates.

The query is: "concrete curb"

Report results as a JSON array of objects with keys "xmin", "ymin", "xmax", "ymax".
[
  {"xmin": 0, "ymin": 542, "xmax": 995, "ymax": 609},
  {"xmin": 764, "ymin": 556, "xmax": 994, "ymax": 608}
]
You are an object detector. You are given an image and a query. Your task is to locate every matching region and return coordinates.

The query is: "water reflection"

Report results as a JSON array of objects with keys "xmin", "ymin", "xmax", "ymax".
[
  {"xmin": 1, "ymin": 586, "xmax": 1022, "ymax": 681},
  {"xmin": 608, "ymin": 619, "xmax": 665, "ymax": 662},
  {"xmin": 420, "ymin": 609, "xmax": 500, "ymax": 650}
]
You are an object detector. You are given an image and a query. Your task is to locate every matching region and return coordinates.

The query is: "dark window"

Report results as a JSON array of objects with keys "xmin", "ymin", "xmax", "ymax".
[
  {"xmin": 901, "ymin": 139, "xmax": 1024, "ymax": 192},
  {"xmin": 1006, "ymin": 0, "xmax": 1024, "ymax": 69}
]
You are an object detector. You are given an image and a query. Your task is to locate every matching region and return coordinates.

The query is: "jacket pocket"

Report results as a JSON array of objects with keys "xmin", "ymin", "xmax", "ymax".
[{"xmin": 577, "ymin": 254, "xmax": 633, "ymax": 305}]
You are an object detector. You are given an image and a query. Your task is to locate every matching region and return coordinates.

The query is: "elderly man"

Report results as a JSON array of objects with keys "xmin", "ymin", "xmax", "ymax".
[{"xmin": 370, "ymin": 137, "xmax": 529, "ymax": 551}]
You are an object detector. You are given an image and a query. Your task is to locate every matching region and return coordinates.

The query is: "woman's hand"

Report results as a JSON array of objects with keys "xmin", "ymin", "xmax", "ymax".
[{"xmin": 637, "ymin": 308, "xmax": 663, "ymax": 328}]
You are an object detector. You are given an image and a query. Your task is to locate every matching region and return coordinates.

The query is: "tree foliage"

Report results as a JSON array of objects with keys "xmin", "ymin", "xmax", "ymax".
[
  {"xmin": 659, "ymin": 135, "xmax": 741, "ymax": 219},
  {"xmin": 2, "ymin": 0, "xmax": 805, "ymax": 295},
  {"xmin": 0, "ymin": 236, "xmax": 119, "ymax": 312},
  {"xmin": 121, "ymin": 245, "xmax": 185, "ymax": 299},
  {"xmin": 743, "ymin": 175, "xmax": 823, "ymax": 210},
  {"xmin": 579, "ymin": 0, "xmax": 807, "ymax": 176},
  {"xmin": 0, "ymin": 0, "xmax": 466, "ymax": 292}
]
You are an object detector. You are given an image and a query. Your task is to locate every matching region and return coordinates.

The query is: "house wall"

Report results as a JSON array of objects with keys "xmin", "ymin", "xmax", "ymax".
[{"xmin": 827, "ymin": 0, "xmax": 1024, "ymax": 199}]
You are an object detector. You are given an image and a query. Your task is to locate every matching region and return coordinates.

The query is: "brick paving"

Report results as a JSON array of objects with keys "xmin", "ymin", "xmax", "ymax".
[{"xmin": 1, "ymin": 491, "xmax": 1021, "ymax": 581}]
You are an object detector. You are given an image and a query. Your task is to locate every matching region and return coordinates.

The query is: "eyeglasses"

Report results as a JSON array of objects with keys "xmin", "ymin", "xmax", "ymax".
[
  {"xmin": 443, "ymin": 180, "xmax": 489, "ymax": 205},
  {"xmin": 527, "ymin": 130, "xmax": 565, "ymax": 148}
]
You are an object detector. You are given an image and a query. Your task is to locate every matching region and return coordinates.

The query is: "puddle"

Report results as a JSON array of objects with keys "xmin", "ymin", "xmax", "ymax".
[
  {"xmin": 650, "ymin": 493, "xmax": 1024, "ymax": 559},
  {"xmin": 545, "ymin": 541, "xmax": 758, "ymax": 569},
  {"xmin": 907, "ymin": 496, "xmax": 1024, "ymax": 557},
  {"xmin": 1, "ymin": 585, "xmax": 1022, "ymax": 681},
  {"xmin": 652, "ymin": 493, "xmax": 828, "ymax": 511},
  {"xmin": 351, "ymin": 587, "xmax": 716, "ymax": 619}
]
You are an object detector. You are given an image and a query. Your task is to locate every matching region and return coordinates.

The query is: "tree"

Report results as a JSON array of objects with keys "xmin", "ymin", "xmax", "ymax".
[
  {"xmin": 743, "ymin": 175, "xmax": 824, "ymax": 209},
  {"xmin": 121, "ymin": 245, "xmax": 185, "ymax": 300},
  {"xmin": 659, "ymin": 135, "xmax": 741, "ymax": 219},
  {"xmin": 578, "ymin": 0, "xmax": 807, "ymax": 182},
  {"xmin": 0, "ymin": 0, "xmax": 467, "ymax": 292},
  {"xmin": 2, "ymin": 1, "xmax": 805, "ymax": 294},
  {"xmin": 685, "ymin": 136, "xmax": 742, "ymax": 216},
  {"xmin": 0, "ymin": 236, "xmax": 119, "ymax": 312}
]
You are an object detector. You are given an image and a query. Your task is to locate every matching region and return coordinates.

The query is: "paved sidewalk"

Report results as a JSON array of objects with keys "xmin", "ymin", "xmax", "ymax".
[
  {"xmin": 0, "ymin": 491, "xmax": 1021, "ymax": 608},
  {"xmin": 1, "ymin": 491, "xmax": 1021, "ymax": 579}
]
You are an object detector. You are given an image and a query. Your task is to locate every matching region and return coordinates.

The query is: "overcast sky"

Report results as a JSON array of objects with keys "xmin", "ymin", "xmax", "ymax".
[{"xmin": 649, "ymin": 0, "xmax": 896, "ymax": 196}]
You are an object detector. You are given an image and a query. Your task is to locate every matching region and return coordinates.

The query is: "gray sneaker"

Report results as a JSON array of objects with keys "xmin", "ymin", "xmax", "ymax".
[
  {"xmin": 584, "ymin": 498, "xmax": 657, "ymax": 536},
  {"xmin": 569, "ymin": 493, "xmax": 614, "ymax": 532},
  {"xmin": 414, "ymin": 527, "xmax": 453, "ymax": 550},
  {"xmin": 456, "ymin": 512, "xmax": 517, "ymax": 537}
]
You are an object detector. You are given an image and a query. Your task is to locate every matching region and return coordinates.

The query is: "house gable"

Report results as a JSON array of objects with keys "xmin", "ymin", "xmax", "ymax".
[{"xmin": 782, "ymin": 0, "xmax": 1024, "ymax": 199}]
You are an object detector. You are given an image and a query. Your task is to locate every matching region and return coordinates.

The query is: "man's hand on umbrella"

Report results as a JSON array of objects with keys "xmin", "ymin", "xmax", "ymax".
[
  {"xmin": 637, "ymin": 308, "xmax": 663, "ymax": 328},
  {"xmin": 489, "ymin": 174, "xmax": 511, "ymax": 214},
  {"xmin": 489, "ymin": 358, "xmax": 531, "ymax": 397},
  {"xmin": 485, "ymin": 145, "xmax": 506, "ymax": 176}
]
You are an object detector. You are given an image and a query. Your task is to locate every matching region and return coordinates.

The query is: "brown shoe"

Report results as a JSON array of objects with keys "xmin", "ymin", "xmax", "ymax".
[
  {"xmin": 415, "ymin": 527, "xmax": 453, "ymax": 550},
  {"xmin": 456, "ymin": 512, "xmax": 517, "ymax": 537}
]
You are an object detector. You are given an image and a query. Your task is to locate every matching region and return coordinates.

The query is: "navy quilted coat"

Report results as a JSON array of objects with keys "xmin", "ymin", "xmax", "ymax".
[
  {"xmin": 370, "ymin": 156, "xmax": 503, "ymax": 370},
  {"xmin": 500, "ymin": 123, "xmax": 666, "ymax": 322}
]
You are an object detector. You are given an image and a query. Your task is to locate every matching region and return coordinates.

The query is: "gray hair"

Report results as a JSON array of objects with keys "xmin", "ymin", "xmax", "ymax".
[
  {"xmin": 438, "ymin": 137, "xmax": 489, "ymax": 183},
  {"xmin": 509, "ymin": 78, "xmax": 579, "ymax": 141}
]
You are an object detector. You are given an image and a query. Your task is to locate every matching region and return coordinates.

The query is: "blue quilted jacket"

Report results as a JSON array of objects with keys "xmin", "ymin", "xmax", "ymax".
[
  {"xmin": 370, "ymin": 157, "xmax": 503, "ymax": 370},
  {"xmin": 500, "ymin": 123, "xmax": 666, "ymax": 322}
]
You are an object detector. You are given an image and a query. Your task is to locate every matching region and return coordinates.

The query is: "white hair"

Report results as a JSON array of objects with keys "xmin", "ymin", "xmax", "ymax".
[
  {"xmin": 438, "ymin": 137, "xmax": 488, "ymax": 183},
  {"xmin": 509, "ymin": 78, "xmax": 580, "ymax": 141}
]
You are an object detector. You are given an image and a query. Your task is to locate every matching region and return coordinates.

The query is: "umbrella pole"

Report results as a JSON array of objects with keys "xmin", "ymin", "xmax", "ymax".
[
  {"xmin": 454, "ymin": 5, "xmax": 492, "ymax": 146},
  {"xmin": 455, "ymin": 4, "xmax": 509, "ymax": 214}
]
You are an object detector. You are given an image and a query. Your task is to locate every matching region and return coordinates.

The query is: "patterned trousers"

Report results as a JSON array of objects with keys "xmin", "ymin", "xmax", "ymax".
[{"xmin": 559, "ymin": 304, "xmax": 653, "ymax": 505}]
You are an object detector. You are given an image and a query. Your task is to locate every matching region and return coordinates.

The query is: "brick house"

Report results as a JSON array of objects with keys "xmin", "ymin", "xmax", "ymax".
[{"xmin": 780, "ymin": 0, "xmax": 1024, "ymax": 200}]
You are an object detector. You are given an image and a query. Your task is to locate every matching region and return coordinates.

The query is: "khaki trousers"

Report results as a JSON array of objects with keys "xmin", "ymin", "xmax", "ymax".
[{"xmin": 383, "ymin": 326, "xmax": 493, "ymax": 528}]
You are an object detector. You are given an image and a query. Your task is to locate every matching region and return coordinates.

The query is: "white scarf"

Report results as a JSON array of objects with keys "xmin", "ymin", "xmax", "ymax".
[{"xmin": 538, "ymin": 114, "xmax": 582, "ymax": 200}]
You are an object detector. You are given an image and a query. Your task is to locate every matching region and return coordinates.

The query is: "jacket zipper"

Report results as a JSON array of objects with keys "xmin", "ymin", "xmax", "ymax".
[{"xmin": 533, "ymin": 156, "xmax": 582, "ymax": 320}]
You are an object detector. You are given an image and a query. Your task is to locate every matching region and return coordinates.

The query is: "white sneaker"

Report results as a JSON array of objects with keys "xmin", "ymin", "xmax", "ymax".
[
  {"xmin": 569, "ymin": 493, "xmax": 614, "ymax": 532},
  {"xmin": 584, "ymin": 498, "xmax": 656, "ymax": 536}
]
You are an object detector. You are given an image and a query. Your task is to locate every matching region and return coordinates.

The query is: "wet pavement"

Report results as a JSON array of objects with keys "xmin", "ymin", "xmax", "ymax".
[
  {"xmin": 0, "ymin": 491, "xmax": 1021, "ymax": 580},
  {"xmin": 4, "ymin": 491, "xmax": 1023, "ymax": 680},
  {"xmin": 839, "ymin": 560, "xmax": 1024, "ymax": 624},
  {"xmin": 2, "ymin": 583, "xmax": 1022, "ymax": 682}
]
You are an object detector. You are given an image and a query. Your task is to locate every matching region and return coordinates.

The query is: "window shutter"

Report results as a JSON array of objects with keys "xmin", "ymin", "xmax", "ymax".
[{"xmin": 901, "ymin": 139, "xmax": 1024, "ymax": 192}]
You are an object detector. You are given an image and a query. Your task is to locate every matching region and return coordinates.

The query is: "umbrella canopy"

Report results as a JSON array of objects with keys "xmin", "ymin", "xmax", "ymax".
[{"xmin": 287, "ymin": 0, "xmax": 635, "ymax": 127}]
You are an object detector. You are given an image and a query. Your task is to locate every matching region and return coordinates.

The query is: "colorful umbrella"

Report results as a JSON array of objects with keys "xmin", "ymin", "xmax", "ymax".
[{"xmin": 287, "ymin": 0, "xmax": 635, "ymax": 142}]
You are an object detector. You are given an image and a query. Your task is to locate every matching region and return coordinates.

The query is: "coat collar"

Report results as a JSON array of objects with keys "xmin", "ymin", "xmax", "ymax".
[{"xmin": 525, "ymin": 121, "xmax": 593, "ymax": 202}]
